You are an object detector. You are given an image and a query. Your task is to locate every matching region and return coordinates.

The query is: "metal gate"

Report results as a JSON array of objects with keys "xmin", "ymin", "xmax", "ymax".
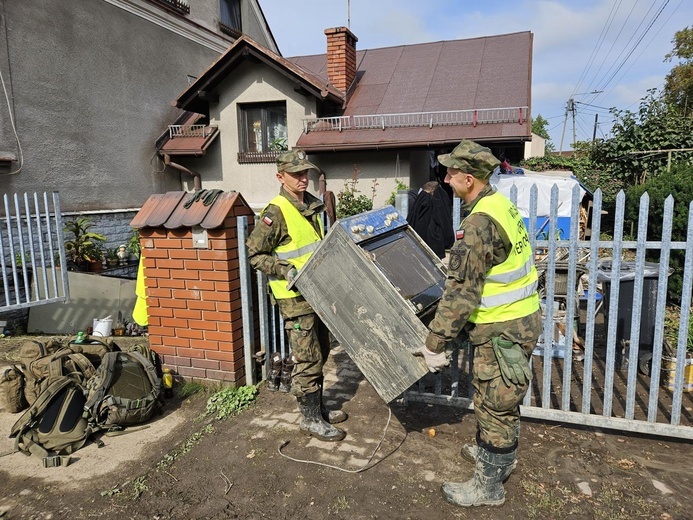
[
  {"xmin": 0, "ymin": 192, "xmax": 70, "ymax": 312},
  {"xmin": 238, "ymin": 186, "xmax": 693, "ymax": 440}
]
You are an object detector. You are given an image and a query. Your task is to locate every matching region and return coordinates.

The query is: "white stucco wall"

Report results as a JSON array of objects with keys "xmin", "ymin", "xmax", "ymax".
[{"xmin": 525, "ymin": 133, "xmax": 546, "ymax": 158}]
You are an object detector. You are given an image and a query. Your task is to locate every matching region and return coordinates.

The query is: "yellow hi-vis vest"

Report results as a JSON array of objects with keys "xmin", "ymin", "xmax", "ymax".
[
  {"xmin": 267, "ymin": 195, "xmax": 324, "ymax": 299},
  {"xmin": 467, "ymin": 191, "xmax": 539, "ymax": 324}
]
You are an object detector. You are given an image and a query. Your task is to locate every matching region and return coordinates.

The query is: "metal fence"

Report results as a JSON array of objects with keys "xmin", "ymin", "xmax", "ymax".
[
  {"xmin": 238, "ymin": 185, "xmax": 693, "ymax": 440},
  {"xmin": 0, "ymin": 192, "xmax": 69, "ymax": 312}
]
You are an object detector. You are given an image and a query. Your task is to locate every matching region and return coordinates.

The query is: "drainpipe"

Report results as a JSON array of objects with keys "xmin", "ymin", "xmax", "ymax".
[{"xmin": 163, "ymin": 154, "xmax": 202, "ymax": 191}]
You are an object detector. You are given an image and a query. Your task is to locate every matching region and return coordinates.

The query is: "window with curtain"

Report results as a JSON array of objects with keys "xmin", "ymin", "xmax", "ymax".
[
  {"xmin": 220, "ymin": 0, "xmax": 242, "ymax": 34},
  {"xmin": 238, "ymin": 102, "xmax": 288, "ymax": 163}
]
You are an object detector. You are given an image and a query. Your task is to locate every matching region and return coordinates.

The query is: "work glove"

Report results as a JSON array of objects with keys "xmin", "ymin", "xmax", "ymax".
[
  {"xmin": 491, "ymin": 337, "xmax": 532, "ymax": 387},
  {"xmin": 285, "ymin": 267, "xmax": 298, "ymax": 290},
  {"xmin": 414, "ymin": 346, "xmax": 449, "ymax": 373}
]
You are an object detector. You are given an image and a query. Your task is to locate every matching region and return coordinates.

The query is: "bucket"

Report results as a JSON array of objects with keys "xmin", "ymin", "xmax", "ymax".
[
  {"xmin": 92, "ymin": 318, "xmax": 113, "ymax": 337},
  {"xmin": 661, "ymin": 356, "xmax": 693, "ymax": 393}
]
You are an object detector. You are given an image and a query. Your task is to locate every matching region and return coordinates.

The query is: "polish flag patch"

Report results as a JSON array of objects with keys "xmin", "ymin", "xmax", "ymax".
[
  {"xmin": 456, "ymin": 229, "xmax": 465, "ymax": 240},
  {"xmin": 263, "ymin": 216, "xmax": 273, "ymax": 226}
]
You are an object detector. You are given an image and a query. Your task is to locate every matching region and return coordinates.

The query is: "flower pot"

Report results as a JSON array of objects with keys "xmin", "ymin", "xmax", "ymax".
[{"xmin": 88, "ymin": 260, "xmax": 103, "ymax": 273}]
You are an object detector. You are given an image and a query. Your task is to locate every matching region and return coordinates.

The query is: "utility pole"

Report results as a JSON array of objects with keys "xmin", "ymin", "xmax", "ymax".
[
  {"xmin": 559, "ymin": 90, "xmax": 603, "ymax": 153},
  {"xmin": 347, "ymin": 0, "xmax": 351, "ymax": 29},
  {"xmin": 592, "ymin": 114, "xmax": 598, "ymax": 143}
]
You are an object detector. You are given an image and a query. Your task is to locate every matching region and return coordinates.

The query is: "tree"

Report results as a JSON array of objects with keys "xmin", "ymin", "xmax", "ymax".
[
  {"xmin": 531, "ymin": 114, "xmax": 555, "ymax": 152},
  {"xmin": 588, "ymin": 89, "xmax": 693, "ymax": 187},
  {"xmin": 664, "ymin": 26, "xmax": 693, "ymax": 116}
]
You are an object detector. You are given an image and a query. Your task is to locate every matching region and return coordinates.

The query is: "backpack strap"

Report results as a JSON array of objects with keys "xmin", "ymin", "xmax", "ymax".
[{"xmin": 83, "ymin": 352, "xmax": 118, "ymax": 421}]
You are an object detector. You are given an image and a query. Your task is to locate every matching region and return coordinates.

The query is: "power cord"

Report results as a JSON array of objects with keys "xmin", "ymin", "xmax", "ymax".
[{"xmin": 277, "ymin": 405, "xmax": 407, "ymax": 473}]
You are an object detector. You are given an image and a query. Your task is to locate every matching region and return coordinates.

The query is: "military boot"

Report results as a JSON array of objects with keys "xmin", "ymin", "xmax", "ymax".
[
  {"xmin": 266, "ymin": 352, "xmax": 282, "ymax": 392},
  {"xmin": 279, "ymin": 357, "xmax": 294, "ymax": 393},
  {"xmin": 460, "ymin": 444, "xmax": 517, "ymax": 478},
  {"xmin": 442, "ymin": 447, "xmax": 516, "ymax": 507},
  {"xmin": 296, "ymin": 392, "xmax": 346, "ymax": 442},
  {"xmin": 318, "ymin": 377, "xmax": 347, "ymax": 424}
]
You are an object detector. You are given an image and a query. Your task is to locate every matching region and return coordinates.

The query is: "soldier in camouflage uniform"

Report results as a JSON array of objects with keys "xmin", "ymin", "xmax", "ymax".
[
  {"xmin": 417, "ymin": 140, "xmax": 541, "ymax": 507},
  {"xmin": 246, "ymin": 149, "xmax": 347, "ymax": 442}
]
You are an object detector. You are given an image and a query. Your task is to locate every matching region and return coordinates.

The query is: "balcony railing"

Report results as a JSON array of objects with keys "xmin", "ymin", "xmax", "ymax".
[
  {"xmin": 168, "ymin": 125, "xmax": 216, "ymax": 139},
  {"xmin": 149, "ymin": 0, "xmax": 190, "ymax": 15},
  {"xmin": 302, "ymin": 107, "xmax": 528, "ymax": 133}
]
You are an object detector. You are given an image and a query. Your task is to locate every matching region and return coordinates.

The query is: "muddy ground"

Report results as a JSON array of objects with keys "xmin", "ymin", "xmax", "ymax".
[{"xmin": 0, "ymin": 335, "xmax": 691, "ymax": 520}]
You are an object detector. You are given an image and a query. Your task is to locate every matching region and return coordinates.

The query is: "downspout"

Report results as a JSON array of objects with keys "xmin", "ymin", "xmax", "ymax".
[{"xmin": 163, "ymin": 153, "xmax": 202, "ymax": 191}]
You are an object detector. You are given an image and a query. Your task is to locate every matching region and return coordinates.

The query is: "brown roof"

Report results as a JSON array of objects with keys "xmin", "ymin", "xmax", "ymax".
[
  {"xmin": 157, "ymin": 112, "xmax": 220, "ymax": 156},
  {"xmin": 130, "ymin": 191, "xmax": 251, "ymax": 229},
  {"xmin": 175, "ymin": 35, "xmax": 344, "ymax": 115},
  {"xmin": 292, "ymin": 32, "xmax": 533, "ymax": 151}
]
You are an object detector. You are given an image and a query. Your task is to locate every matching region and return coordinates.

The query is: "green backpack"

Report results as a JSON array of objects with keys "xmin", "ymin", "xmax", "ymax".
[
  {"xmin": 0, "ymin": 365, "xmax": 28, "ymax": 413},
  {"xmin": 10, "ymin": 376, "xmax": 95, "ymax": 467},
  {"xmin": 24, "ymin": 347, "xmax": 97, "ymax": 406},
  {"xmin": 84, "ymin": 350, "xmax": 162, "ymax": 429}
]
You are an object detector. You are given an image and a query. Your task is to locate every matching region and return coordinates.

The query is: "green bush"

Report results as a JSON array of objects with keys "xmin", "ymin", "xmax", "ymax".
[
  {"xmin": 625, "ymin": 162, "xmax": 693, "ymax": 301},
  {"xmin": 386, "ymin": 179, "xmax": 409, "ymax": 206},
  {"xmin": 337, "ymin": 167, "xmax": 374, "ymax": 218}
]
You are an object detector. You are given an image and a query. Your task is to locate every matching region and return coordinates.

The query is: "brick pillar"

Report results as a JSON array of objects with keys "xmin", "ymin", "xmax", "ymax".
[
  {"xmin": 140, "ymin": 211, "xmax": 253, "ymax": 385},
  {"xmin": 325, "ymin": 26, "xmax": 358, "ymax": 93}
]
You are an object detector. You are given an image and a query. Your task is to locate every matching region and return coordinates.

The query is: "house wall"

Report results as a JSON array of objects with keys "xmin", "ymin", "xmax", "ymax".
[
  {"xmin": 182, "ymin": 60, "xmax": 319, "ymax": 210},
  {"xmin": 525, "ymin": 133, "xmax": 546, "ymax": 158},
  {"xmin": 0, "ymin": 0, "xmax": 274, "ymax": 213}
]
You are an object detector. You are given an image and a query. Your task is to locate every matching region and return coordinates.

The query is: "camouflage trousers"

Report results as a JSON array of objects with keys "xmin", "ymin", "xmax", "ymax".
[
  {"xmin": 472, "ymin": 339, "xmax": 533, "ymax": 451},
  {"xmin": 283, "ymin": 313, "xmax": 330, "ymax": 398}
]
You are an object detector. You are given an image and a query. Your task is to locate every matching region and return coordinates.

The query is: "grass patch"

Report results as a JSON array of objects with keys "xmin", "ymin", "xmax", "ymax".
[
  {"xmin": 328, "ymin": 496, "xmax": 350, "ymax": 515},
  {"xmin": 175, "ymin": 381, "xmax": 206, "ymax": 399},
  {"xmin": 521, "ymin": 478, "xmax": 568, "ymax": 519},
  {"xmin": 157, "ymin": 424, "xmax": 215, "ymax": 470}
]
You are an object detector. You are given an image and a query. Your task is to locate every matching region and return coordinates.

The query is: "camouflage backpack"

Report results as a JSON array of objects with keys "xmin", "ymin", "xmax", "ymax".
[
  {"xmin": 24, "ymin": 347, "xmax": 97, "ymax": 406},
  {"xmin": 9, "ymin": 376, "xmax": 95, "ymax": 467},
  {"xmin": 83, "ymin": 350, "xmax": 162, "ymax": 429},
  {"xmin": 0, "ymin": 365, "xmax": 28, "ymax": 413}
]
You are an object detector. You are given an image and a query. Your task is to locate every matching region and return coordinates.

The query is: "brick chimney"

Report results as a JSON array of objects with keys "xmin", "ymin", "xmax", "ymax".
[{"xmin": 325, "ymin": 26, "xmax": 358, "ymax": 93}]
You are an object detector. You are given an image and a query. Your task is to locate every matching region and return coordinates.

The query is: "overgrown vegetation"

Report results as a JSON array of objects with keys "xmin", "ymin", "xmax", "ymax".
[
  {"xmin": 336, "ymin": 166, "xmax": 376, "ymax": 218},
  {"xmin": 386, "ymin": 179, "xmax": 409, "ymax": 206},
  {"xmin": 204, "ymin": 385, "xmax": 258, "ymax": 420}
]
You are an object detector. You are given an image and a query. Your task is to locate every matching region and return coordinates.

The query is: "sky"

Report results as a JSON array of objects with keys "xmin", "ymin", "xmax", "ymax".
[{"xmin": 259, "ymin": 0, "xmax": 692, "ymax": 151}]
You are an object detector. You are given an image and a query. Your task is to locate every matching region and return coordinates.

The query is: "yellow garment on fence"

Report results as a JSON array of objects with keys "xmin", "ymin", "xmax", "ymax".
[{"xmin": 132, "ymin": 255, "xmax": 148, "ymax": 326}]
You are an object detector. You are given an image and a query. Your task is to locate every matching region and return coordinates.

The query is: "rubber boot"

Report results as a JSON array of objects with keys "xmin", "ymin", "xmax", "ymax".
[
  {"xmin": 460, "ymin": 444, "xmax": 517, "ymax": 478},
  {"xmin": 279, "ymin": 357, "xmax": 294, "ymax": 393},
  {"xmin": 318, "ymin": 377, "xmax": 347, "ymax": 424},
  {"xmin": 442, "ymin": 447, "xmax": 516, "ymax": 507},
  {"xmin": 297, "ymin": 392, "xmax": 346, "ymax": 442},
  {"xmin": 266, "ymin": 352, "xmax": 282, "ymax": 392}
]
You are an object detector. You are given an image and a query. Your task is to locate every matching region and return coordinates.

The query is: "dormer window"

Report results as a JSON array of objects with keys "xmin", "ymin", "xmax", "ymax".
[{"xmin": 219, "ymin": 0, "xmax": 242, "ymax": 37}]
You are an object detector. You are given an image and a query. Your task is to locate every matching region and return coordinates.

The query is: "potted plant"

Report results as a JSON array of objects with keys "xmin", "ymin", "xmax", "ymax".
[
  {"xmin": 83, "ymin": 243, "xmax": 105, "ymax": 272},
  {"xmin": 64, "ymin": 217, "xmax": 107, "ymax": 271},
  {"xmin": 128, "ymin": 229, "xmax": 141, "ymax": 263},
  {"xmin": 106, "ymin": 247, "xmax": 119, "ymax": 267}
]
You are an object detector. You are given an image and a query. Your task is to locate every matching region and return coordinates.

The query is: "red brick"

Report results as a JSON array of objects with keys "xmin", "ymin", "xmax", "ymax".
[
  {"xmin": 161, "ymin": 317, "xmax": 188, "ymax": 328},
  {"xmin": 145, "ymin": 268, "xmax": 171, "ymax": 279},
  {"xmin": 206, "ymin": 369, "xmax": 240, "ymax": 382},
  {"xmin": 171, "ymin": 289, "xmax": 202, "ymax": 300},
  {"xmin": 198, "ymin": 250, "xmax": 236, "ymax": 261},
  {"xmin": 205, "ymin": 350, "xmax": 236, "ymax": 362},
  {"xmin": 177, "ymin": 366, "xmax": 207, "ymax": 378},
  {"xmin": 202, "ymin": 310, "xmax": 233, "ymax": 322},
  {"xmin": 148, "ymin": 287, "xmax": 172, "ymax": 298},
  {"xmin": 192, "ymin": 358, "xmax": 220, "ymax": 370},
  {"xmin": 206, "ymin": 331, "xmax": 235, "ymax": 343},
  {"xmin": 150, "ymin": 345, "xmax": 176, "ymax": 356},
  {"xmin": 157, "ymin": 259, "xmax": 185, "ymax": 269},
  {"xmin": 148, "ymin": 316, "xmax": 161, "ymax": 327},
  {"xmin": 162, "ymin": 336, "xmax": 192, "ymax": 348},
  {"xmin": 170, "ymin": 228, "xmax": 192, "ymax": 239},
  {"xmin": 177, "ymin": 347, "xmax": 206, "ymax": 359},
  {"xmin": 183, "ymin": 259, "xmax": 215, "ymax": 271},
  {"xmin": 160, "ymin": 299, "xmax": 188, "ymax": 309},
  {"xmin": 190, "ymin": 339, "xmax": 219, "ymax": 351},
  {"xmin": 177, "ymin": 328, "xmax": 204, "ymax": 340},
  {"xmin": 169, "ymin": 249, "xmax": 199, "ymax": 259},
  {"xmin": 188, "ymin": 300, "xmax": 217, "ymax": 311},
  {"xmin": 189, "ymin": 320, "xmax": 218, "ymax": 331},
  {"xmin": 154, "ymin": 238, "xmax": 183, "ymax": 249},
  {"xmin": 157, "ymin": 278, "xmax": 186, "ymax": 289},
  {"xmin": 147, "ymin": 307, "xmax": 173, "ymax": 318},
  {"xmin": 143, "ymin": 248, "xmax": 168, "ymax": 259},
  {"xmin": 174, "ymin": 309, "xmax": 203, "ymax": 320},
  {"xmin": 162, "ymin": 355, "xmax": 191, "ymax": 367},
  {"xmin": 141, "ymin": 228, "xmax": 167, "ymax": 238},
  {"xmin": 148, "ymin": 325, "xmax": 174, "ymax": 337},
  {"xmin": 185, "ymin": 280, "xmax": 215, "ymax": 291},
  {"xmin": 172, "ymin": 270, "xmax": 200, "ymax": 280}
]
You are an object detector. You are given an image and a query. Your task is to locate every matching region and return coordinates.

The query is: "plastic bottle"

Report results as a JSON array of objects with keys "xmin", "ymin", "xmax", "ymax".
[
  {"xmin": 75, "ymin": 331, "xmax": 86, "ymax": 344},
  {"xmin": 162, "ymin": 368, "xmax": 174, "ymax": 399}
]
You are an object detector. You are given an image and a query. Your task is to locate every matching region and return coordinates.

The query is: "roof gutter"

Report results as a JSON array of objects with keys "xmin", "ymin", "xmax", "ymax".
[{"xmin": 163, "ymin": 153, "xmax": 202, "ymax": 191}]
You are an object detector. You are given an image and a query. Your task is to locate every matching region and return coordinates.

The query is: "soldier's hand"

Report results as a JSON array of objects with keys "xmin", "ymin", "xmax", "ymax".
[
  {"xmin": 414, "ymin": 346, "xmax": 449, "ymax": 373},
  {"xmin": 285, "ymin": 267, "xmax": 298, "ymax": 290}
]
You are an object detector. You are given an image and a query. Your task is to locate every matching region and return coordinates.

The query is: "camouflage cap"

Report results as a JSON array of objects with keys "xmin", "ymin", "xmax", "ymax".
[
  {"xmin": 276, "ymin": 149, "xmax": 319, "ymax": 173},
  {"xmin": 437, "ymin": 140, "xmax": 500, "ymax": 180}
]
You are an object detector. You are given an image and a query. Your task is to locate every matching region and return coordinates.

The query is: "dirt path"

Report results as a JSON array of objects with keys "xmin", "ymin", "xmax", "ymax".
[{"xmin": 0, "ymin": 337, "xmax": 691, "ymax": 519}]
